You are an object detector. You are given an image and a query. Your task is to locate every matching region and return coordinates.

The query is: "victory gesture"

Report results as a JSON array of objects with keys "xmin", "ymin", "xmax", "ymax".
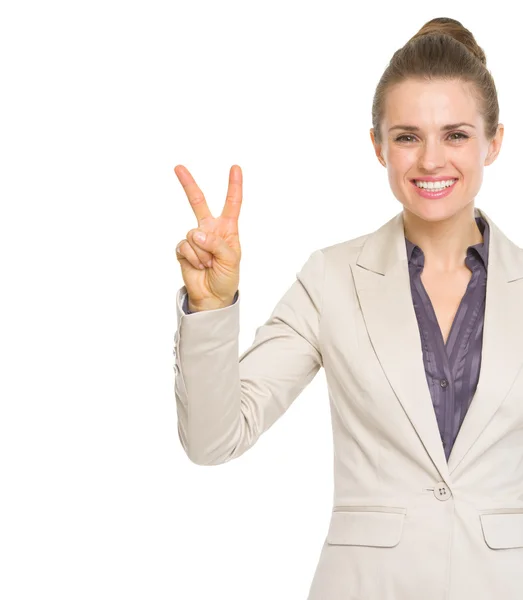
[{"xmin": 174, "ymin": 164, "xmax": 242, "ymax": 312}]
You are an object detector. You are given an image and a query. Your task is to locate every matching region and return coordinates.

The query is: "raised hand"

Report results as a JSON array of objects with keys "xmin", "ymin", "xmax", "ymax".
[{"xmin": 174, "ymin": 164, "xmax": 242, "ymax": 311}]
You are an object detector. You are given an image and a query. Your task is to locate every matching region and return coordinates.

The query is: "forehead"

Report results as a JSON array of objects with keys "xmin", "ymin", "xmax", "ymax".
[{"xmin": 384, "ymin": 79, "xmax": 480, "ymax": 127}]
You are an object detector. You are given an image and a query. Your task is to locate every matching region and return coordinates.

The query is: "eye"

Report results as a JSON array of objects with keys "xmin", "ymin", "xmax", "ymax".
[
  {"xmin": 448, "ymin": 132, "xmax": 469, "ymax": 141},
  {"xmin": 395, "ymin": 134, "xmax": 416, "ymax": 143}
]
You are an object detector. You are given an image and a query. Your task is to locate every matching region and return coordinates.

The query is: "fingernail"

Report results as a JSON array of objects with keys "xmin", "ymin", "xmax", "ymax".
[{"xmin": 194, "ymin": 231, "xmax": 206, "ymax": 242}]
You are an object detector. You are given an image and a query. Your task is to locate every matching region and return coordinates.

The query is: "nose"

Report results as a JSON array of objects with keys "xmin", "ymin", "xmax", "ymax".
[{"xmin": 418, "ymin": 138, "xmax": 446, "ymax": 171}]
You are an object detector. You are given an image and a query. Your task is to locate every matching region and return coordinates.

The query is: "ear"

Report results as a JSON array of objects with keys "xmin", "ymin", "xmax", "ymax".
[
  {"xmin": 484, "ymin": 123, "xmax": 504, "ymax": 166},
  {"xmin": 370, "ymin": 128, "xmax": 386, "ymax": 167}
]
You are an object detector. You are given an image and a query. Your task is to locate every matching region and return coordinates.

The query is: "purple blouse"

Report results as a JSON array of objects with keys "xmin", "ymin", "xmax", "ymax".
[{"xmin": 405, "ymin": 215, "xmax": 489, "ymax": 461}]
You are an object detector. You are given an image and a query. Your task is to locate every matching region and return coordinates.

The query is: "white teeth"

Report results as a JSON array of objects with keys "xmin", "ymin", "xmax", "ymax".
[{"xmin": 414, "ymin": 179, "xmax": 457, "ymax": 190}]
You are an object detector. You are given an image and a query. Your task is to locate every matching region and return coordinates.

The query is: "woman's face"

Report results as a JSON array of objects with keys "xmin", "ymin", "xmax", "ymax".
[{"xmin": 370, "ymin": 78, "xmax": 504, "ymax": 222}]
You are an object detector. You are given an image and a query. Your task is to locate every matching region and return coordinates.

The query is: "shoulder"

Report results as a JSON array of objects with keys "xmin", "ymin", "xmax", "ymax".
[{"xmin": 318, "ymin": 232, "xmax": 371, "ymax": 266}]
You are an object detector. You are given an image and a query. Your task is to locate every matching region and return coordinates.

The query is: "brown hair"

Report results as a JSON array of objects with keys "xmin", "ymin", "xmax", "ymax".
[{"xmin": 371, "ymin": 17, "xmax": 499, "ymax": 144}]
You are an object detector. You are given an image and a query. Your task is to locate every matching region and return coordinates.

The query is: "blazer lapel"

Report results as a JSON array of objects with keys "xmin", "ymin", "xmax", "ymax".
[
  {"xmin": 351, "ymin": 207, "xmax": 523, "ymax": 483},
  {"xmin": 448, "ymin": 208, "xmax": 523, "ymax": 475}
]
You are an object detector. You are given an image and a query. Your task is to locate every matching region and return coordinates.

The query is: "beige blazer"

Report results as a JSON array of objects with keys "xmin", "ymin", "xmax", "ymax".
[{"xmin": 173, "ymin": 206, "xmax": 523, "ymax": 599}]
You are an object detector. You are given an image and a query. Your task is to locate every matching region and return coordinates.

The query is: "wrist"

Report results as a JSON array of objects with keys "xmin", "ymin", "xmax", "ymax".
[{"xmin": 188, "ymin": 297, "xmax": 234, "ymax": 312}]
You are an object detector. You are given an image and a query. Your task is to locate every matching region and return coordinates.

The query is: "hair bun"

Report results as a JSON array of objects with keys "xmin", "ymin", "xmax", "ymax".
[{"xmin": 411, "ymin": 17, "xmax": 486, "ymax": 66}]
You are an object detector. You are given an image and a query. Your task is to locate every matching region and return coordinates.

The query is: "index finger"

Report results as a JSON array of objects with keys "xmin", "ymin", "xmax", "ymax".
[
  {"xmin": 220, "ymin": 165, "xmax": 243, "ymax": 224},
  {"xmin": 174, "ymin": 165, "xmax": 213, "ymax": 223}
]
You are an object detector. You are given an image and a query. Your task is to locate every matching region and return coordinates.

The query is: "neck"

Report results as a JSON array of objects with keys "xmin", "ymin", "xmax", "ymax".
[{"xmin": 403, "ymin": 204, "xmax": 483, "ymax": 273}]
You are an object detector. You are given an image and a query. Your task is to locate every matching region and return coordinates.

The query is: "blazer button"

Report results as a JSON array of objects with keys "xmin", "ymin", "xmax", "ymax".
[
  {"xmin": 433, "ymin": 482, "xmax": 452, "ymax": 501},
  {"xmin": 440, "ymin": 379, "xmax": 448, "ymax": 388}
]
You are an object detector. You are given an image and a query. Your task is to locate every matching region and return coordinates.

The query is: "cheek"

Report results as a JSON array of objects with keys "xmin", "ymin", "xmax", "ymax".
[
  {"xmin": 386, "ymin": 162, "xmax": 413, "ymax": 187},
  {"xmin": 449, "ymin": 144, "xmax": 483, "ymax": 171},
  {"xmin": 461, "ymin": 155, "xmax": 483, "ymax": 173},
  {"xmin": 385, "ymin": 148, "xmax": 414, "ymax": 173}
]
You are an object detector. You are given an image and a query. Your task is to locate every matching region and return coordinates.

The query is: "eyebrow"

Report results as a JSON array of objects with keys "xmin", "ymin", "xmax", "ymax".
[{"xmin": 388, "ymin": 122, "xmax": 476, "ymax": 133}]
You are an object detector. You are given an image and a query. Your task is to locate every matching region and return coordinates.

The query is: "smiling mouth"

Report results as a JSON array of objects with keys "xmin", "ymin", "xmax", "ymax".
[{"xmin": 409, "ymin": 178, "xmax": 459, "ymax": 198}]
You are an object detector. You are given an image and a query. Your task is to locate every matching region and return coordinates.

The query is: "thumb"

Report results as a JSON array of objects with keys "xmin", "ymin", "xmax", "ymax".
[{"xmin": 193, "ymin": 229, "xmax": 238, "ymax": 264}]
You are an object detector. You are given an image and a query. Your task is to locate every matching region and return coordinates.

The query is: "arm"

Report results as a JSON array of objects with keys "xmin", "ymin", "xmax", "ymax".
[{"xmin": 173, "ymin": 249, "xmax": 324, "ymax": 466}]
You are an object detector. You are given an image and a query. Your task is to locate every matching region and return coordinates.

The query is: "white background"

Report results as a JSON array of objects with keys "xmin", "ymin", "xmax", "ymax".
[{"xmin": 1, "ymin": 1, "xmax": 522, "ymax": 599}]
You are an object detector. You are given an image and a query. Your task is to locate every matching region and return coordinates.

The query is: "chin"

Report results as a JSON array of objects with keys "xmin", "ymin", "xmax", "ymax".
[{"xmin": 401, "ymin": 200, "xmax": 473, "ymax": 223}]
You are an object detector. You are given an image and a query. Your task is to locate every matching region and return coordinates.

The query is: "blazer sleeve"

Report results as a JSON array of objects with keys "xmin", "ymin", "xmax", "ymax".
[{"xmin": 173, "ymin": 248, "xmax": 325, "ymax": 466}]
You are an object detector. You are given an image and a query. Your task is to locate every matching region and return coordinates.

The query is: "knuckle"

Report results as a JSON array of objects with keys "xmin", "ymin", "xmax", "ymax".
[{"xmin": 191, "ymin": 193, "xmax": 205, "ymax": 205}]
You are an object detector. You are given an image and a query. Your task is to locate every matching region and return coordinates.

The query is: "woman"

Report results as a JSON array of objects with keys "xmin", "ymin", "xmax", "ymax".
[{"xmin": 173, "ymin": 17, "xmax": 523, "ymax": 600}]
